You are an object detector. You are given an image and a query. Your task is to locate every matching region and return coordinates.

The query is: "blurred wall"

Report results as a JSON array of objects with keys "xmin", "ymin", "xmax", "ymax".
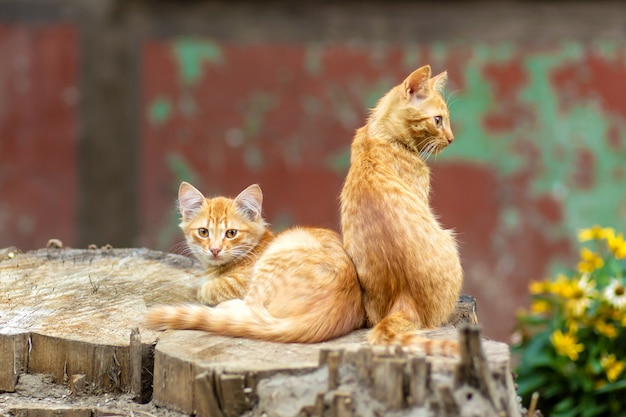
[{"xmin": 2, "ymin": 0, "xmax": 626, "ymax": 341}]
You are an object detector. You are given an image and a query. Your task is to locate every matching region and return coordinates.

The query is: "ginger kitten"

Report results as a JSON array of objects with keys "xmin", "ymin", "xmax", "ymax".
[
  {"xmin": 340, "ymin": 65, "xmax": 463, "ymax": 355},
  {"xmin": 145, "ymin": 183, "xmax": 365, "ymax": 343},
  {"xmin": 178, "ymin": 182, "xmax": 273, "ymax": 305}
]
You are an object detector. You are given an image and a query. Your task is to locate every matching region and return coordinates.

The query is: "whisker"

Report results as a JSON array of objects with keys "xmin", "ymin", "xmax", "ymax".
[
  {"xmin": 419, "ymin": 135, "xmax": 440, "ymax": 161},
  {"xmin": 446, "ymin": 89, "xmax": 462, "ymax": 110},
  {"xmin": 170, "ymin": 241, "xmax": 191, "ymax": 255}
]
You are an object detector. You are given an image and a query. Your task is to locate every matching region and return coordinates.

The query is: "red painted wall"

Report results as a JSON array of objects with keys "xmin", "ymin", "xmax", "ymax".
[{"xmin": 0, "ymin": 23, "xmax": 78, "ymax": 250}]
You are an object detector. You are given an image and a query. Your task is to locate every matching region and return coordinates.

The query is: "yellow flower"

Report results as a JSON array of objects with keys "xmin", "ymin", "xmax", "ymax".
[
  {"xmin": 578, "ymin": 225, "xmax": 615, "ymax": 242},
  {"xmin": 607, "ymin": 232, "xmax": 626, "ymax": 260},
  {"xmin": 530, "ymin": 299, "xmax": 551, "ymax": 314},
  {"xmin": 601, "ymin": 354, "xmax": 626, "ymax": 383},
  {"xmin": 551, "ymin": 330, "xmax": 585, "ymax": 361},
  {"xmin": 594, "ymin": 320, "xmax": 618, "ymax": 339},
  {"xmin": 549, "ymin": 274, "xmax": 574, "ymax": 297},
  {"xmin": 577, "ymin": 248, "xmax": 604, "ymax": 273},
  {"xmin": 567, "ymin": 274, "xmax": 596, "ymax": 316},
  {"xmin": 529, "ymin": 280, "xmax": 549, "ymax": 295},
  {"xmin": 566, "ymin": 319, "xmax": 579, "ymax": 334}
]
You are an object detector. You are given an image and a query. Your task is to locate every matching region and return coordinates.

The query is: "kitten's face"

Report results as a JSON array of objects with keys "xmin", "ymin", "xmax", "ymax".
[
  {"xmin": 405, "ymin": 91, "xmax": 453, "ymax": 156},
  {"xmin": 373, "ymin": 65, "xmax": 454, "ymax": 157},
  {"xmin": 402, "ymin": 66, "xmax": 454, "ymax": 156},
  {"xmin": 178, "ymin": 183, "xmax": 266, "ymax": 268}
]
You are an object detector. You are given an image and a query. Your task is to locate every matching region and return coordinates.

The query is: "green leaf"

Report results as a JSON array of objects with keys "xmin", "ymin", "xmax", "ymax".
[
  {"xmin": 516, "ymin": 371, "xmax": 549, "ymax": 397},
  {"xmin": 551, "ymin": 397, "xmax": 577, "ymax": 417},
  {"xmin": 581, "ymin": 401, "xmax": 606, "ymax": 417},
  {"xmin": 520, "ymin": 313, "xmax": 551, "ymax": 326},
  {"xmin": 518, "ymin": 330, "xmax": 555, "ymax": 369},
  {"xmin": 542, "ymin": 380, "xmax": 568, "ymax": 398}
]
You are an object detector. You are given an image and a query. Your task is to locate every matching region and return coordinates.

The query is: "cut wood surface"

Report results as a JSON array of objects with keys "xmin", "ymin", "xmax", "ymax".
[
  {"xmin": 152, "ymin": 326, "xmax": 510, "ymax": 416},
  {"xmin": 0, "ymin": 246, "xmax": 514, "ymax": 417},
  {"xmin": 0, "ymin": 247, "xmax": 200, "ymax": 395}
]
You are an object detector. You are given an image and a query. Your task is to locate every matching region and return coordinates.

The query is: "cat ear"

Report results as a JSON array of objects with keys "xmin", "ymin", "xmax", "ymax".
[
  {"xmin": 178, "ymin": 182, "xmax": 205, "ymax": 219},
  {"xmin": 430, "ymin": 71, "xmax": 448, "ymax": 94},
  {"xmin": 234, "ymin": 184, "xmax": 263, "ymax": 221},
  {"xmin": 403, "ymin": 65, "xmax": 432, "ymax": 100}
]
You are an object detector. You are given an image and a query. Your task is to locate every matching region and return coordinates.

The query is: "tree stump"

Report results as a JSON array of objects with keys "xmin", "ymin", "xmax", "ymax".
[
  {"xmin": 0, "ymin": 246, "xmax": 517, "ymax": 417},
  {"xmin": 0, "ymin": 246, "xmax": 199, "ymax": 401}
]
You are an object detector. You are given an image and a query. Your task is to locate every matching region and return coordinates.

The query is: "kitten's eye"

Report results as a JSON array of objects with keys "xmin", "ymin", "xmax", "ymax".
[
  {"xmin": 197, "ymin": 228, "xmax": 209, "ymax": 238},
  {"xmin": 434, "ymin": 116, "xmax": 443, "ymax": 127},
  {"xmin": 224, "ymin": 229, "xmax": 238, "ymax": 239}
]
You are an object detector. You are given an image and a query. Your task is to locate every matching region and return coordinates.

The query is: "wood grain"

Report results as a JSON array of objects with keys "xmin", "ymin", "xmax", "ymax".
[{"xmin": 0, "ymin": 247, "xmax": 199, "ymax": 395}]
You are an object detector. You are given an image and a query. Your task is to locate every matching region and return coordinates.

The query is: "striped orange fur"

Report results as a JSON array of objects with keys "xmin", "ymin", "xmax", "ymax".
[
  {"xmin": 340, "ymin": 65, "xmax": 463, "ymax": 356},
  {"xmin": 145, "ymin": 184, "xmax": 365, "ymax": 343}
]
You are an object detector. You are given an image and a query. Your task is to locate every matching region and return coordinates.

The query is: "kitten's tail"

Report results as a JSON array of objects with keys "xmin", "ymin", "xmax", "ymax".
[
  {"xmin": 367, "ymin": 312, "xmax": 459, "ymax": 357},
  {"xmin": 144, "ymin": 299, "xmax": 362, "ymax": 344},
  {"xmin": 375, "ymin": 332, "xmax": 459, "ymax": 357}
]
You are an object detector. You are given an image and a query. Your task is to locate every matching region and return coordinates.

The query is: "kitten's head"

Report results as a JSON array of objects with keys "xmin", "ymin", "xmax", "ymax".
[
  {"xmin": 178, "ymin": 182, "xmax": 267, "ymax": 268},
  {"xmin": 369, "ymin": 65, "xmax": 454, "ymax": 156}
]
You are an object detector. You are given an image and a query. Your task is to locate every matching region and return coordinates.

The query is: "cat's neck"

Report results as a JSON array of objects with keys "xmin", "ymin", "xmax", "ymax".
[
  {"xmin": 365, "ymin": 87, "xmax": 415, "ymax": 145},
  {"xmin": 352, "ymin": 125, "xmax": 431, "ymax": 201}
]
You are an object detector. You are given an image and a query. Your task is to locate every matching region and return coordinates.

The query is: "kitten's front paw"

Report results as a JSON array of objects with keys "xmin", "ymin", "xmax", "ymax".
[{"xmin": 197, "ymin": 287, "xmax": 221, "ymax": 306}]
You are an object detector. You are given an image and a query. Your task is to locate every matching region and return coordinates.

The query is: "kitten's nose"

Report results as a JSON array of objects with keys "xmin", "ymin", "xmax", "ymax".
[
  {"xmin": 446, "ymin": 135, "xmax": 454, "ymax": 144},
  {"xmin": 210, "ymin": 248, "xmax": 221, "ymax": 257}
]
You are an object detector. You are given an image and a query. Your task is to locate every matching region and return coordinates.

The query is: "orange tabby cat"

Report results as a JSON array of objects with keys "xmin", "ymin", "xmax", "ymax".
[
  {"xmin": 177, "ymin": 182, "xmax": 273, "ymax": 305},
  {"xmin": 145, "ymin": 183, "xmax": 364, "ymax": 343},
  {"xmin": 340, "ymin": 65, "xmax": 463, "ymax": 355}
]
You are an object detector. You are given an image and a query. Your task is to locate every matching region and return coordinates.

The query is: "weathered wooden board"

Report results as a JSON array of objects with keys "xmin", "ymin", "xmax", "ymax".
[{"xmin": 0, "ymin": 247, "xmax": 200, "ymax": 395}]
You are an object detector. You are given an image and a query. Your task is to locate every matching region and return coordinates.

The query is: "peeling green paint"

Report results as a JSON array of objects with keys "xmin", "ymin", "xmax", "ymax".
[
  {"xmin": 402, "ymin": 44, "xmax": 422, "ymax": 72},
  {"xmin": 149, "ymin": 97, "xmax": 172, "ymax": 126},
  {"xmin": 178, "ymin": 91, "xmax": 197, "ymax": 118},
  {"xmin": 438, "ymin": 42, "xmax": 626, "ymax": 241},
  {"xmin": 301, "ymin": 95, "xmax": 322, "ymax": 117},
  {"xmin": 242, "ymin": 92, "xmax": 277, "ymax": 139},
  {"xmin": 304, "ymin": 44, "xmax": 324, "ymax": 77},
  {"xmin": 271, "ymin": 211, "xmax": 295, "ymax": 232},
  {"xmin": 156, "ymin": 153, "xmax": 201, "ymax": 249},
  {"xmin": 520, "ymin": 46, "xmax": 626, "ymax": 237},
  {"xmin": 430, "ymin": 42, "xmax": 450, "ymax": 68},
  {"xmin": 363, "ymin": 77, "xmax": 394, "ymax": 109},
  {"xmin": 171, "ymin": 38, "xmax": 222, "ymax": 85},
  {"xmin": 444, "ymin": 58, "xmax": 518, "ymax": 170},
  {"xmin": 283, "ymin": 136, "xmax": 303, "ymax": 167},
  {"xmin": 244, "ymin": 147, "xmax": 265, "ymax": 172},
  {"xmin": 235, "ymin": 92, "xmax": 278, "ymax": 171},
  {"xmin": 368, "ymin": 43, "xmax": 389, "ymax": 69},
  {"xmin": 167, "ymin": 152, "xmax": 198, "ymax": 186},
  {"xmin": 325, "ymin": 147, "xmax": 351, "ymax": 175},
  {"xmin": 592, "ymin": 41, "xmax": 620, "ymax": 59}
]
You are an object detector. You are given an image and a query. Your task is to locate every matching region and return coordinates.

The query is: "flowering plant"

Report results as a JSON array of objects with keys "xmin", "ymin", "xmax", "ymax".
[{"xmin": 513, "ymin": 226, "xmax": 626, "ymax": 417}]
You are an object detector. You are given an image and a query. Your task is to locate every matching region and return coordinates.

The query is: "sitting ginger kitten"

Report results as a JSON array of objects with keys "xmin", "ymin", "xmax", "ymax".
[
  {"xmin": 340, "ymin": 65, "xmax": 463, "ymax": 356},
  {"xmin": 145, "ymin": 182, "xmax": 364, "ymax": 343}
]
